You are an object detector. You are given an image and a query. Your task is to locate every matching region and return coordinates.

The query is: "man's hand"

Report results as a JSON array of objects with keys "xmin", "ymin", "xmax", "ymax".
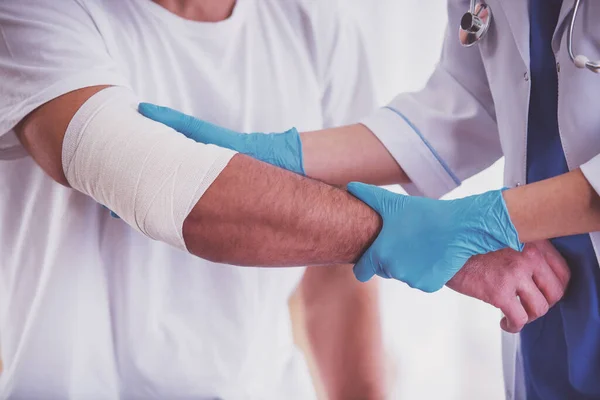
[{"xmin": 447, "ymin": 240, "xmax": 571, "ymax": 333}]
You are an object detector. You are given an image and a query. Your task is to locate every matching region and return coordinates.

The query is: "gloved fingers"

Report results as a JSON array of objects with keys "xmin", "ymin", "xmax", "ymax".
[
  {"xmin": 347, "ymin": 182, "xmax": 390, "ymax": 215},
  {"xmin": 517, "ymin": 279, "xmax": 550, "ymax": 323},
  {"xmin": 138, "ymin": 103, "xmax": 201, "ymax": 136},
  {"xmin": 499, "ymin": 295, "xmax": 529, "ymax": 333},
  {"xmin": 353, "ymin": 249, "xmax": 377, "ymax": 283},
  {"xmin": 414, "ymin": 277, "xmax": 445, "ymax": 294},
  {"xmin": 139, "ymin": 103, "xmax": 245, "ymax": 151}
]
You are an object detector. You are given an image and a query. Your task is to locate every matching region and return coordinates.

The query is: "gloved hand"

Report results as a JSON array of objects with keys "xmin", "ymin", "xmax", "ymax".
[
  {"xmin": 347, "ymin": 182, "xmax": 523, "ymax": 292},
  {"xmin": 138, "ymin": 103, "xmax": 305, "ymax": 175}
]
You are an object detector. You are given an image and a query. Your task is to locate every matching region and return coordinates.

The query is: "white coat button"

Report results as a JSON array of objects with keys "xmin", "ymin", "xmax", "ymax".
[
  {"xmin": 524, "ymin": 72, "xmax": 529, "ymax": 81},
  {"xmin": 556, "ymin": 62, "xmax": 561, "ymax": 73},
  {"xmin": 516, "ymin": 182, "xmax": 522, "ymax": 187}
]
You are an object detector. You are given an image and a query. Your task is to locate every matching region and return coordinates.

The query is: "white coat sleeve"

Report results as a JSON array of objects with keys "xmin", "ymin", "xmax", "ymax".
[{"xmin": 361, "ymin": 0, "xmax": 502, "ymax": 199}]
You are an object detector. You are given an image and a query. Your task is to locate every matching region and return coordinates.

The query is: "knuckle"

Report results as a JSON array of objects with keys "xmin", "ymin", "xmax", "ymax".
[
  {"xmin": 547, "ymin": 291, "xmax": 562, "ymax": 306},
  {"xmin": 516, "ymin": 313, "xmax": 528, "ymax": 328},
  {"xmin": 505, "ymin": 258, "xmax": 526, "ymax": 274},
  {"xmin": 535, "ymin": 302, "xmax": 550, "ymax": 317},
  {"xmin": 522, "ymin": 245, "xmax": 542, "ymax": 261},
  {"xmin": 420, "ymin": 284, "xmax": 438, "ymax": 294},
  {"xmin": 492, "ymin": 290, "xmax": 512, "ymax": 309},
  {"xmin": 493, "ymin": 296, "xmax": 506, "ymax": 309},
  {"xmin": 561, "ymin": 265, "xmax": 572, "ymax": 283},
  {"xmin": 379, "ymin": 251, "xmax": 395, "ymax": 268},
  {"xmin": 506, "ymin": 265, "xmax": 529, "ymax": 283}
]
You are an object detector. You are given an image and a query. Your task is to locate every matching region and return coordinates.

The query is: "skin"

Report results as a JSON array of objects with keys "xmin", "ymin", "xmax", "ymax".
[
  {"xmin": 301, "ymin": 124, "xmax": 408, "ymax": 187},
  {"xmin": 300, "ymin": 266, "xmax": 386, "ymax": 399},
  {"xmin": 503, "ymin": 169, "xmax": 600, "ymax": 243},
  {"xmin": 154, "ymin": 0, "xmax": 236, "ymax": 22},
  {"xmin": 447, "ymin": 240, "xmax": 570, "ymax": 333}
]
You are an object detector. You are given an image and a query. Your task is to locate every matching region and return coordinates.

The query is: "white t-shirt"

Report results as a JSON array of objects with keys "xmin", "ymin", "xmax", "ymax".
[{"xmin": 0, "ymin": 0, "xmax": 376, "ymax": 398}]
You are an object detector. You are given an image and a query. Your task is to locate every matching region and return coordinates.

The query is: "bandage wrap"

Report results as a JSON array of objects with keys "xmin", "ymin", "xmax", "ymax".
[{"xmin": 62, "ymin": 87, "xmax": 236, "ymax": 250}]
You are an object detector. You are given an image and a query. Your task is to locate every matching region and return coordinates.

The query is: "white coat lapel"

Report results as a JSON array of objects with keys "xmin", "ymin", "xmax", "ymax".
[{"xmin": 494, "ymin": 0, "xmax": 531, "ymax": 66}]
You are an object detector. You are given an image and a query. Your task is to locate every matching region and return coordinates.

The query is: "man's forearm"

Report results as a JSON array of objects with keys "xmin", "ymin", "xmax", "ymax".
[
  {"xmin": 18, "ymin": 86, "xmax": 381, "ymax": 267},
  {"xmin": 184, "ymin": 154, "xmax": 382, "ymax": 266},
  {"xmin": 504, "ymin": 169, "xmax": 600, "ymax": 242},
  {"xmin": 300, "ymin": 124, "xmax": 410, "ymax": 187}
]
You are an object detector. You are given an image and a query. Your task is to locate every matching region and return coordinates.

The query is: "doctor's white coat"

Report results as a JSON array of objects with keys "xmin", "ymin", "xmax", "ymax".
[{"xmin": 362, "ymin": 1, "xmax": 600, "ymax": 399}]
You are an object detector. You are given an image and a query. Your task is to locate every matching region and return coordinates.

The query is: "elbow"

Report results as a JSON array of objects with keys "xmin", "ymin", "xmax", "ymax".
[
  {"xmin": 50, "ymin": 171, "xmax": 71, "ymax": 188},
  {"xmin": 14, "ymin": 120, "xmax": 71, "ymax": 187},
  {"xmin": 44, "ymin": 161, "xmax": 71, "ymax": 187},
  {"xmin": 181, "ymin": 210, "xmax": 228, "ymax": 264}
]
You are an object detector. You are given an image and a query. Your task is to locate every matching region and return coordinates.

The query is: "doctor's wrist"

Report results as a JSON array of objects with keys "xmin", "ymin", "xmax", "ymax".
[{"xmin": 502, "ymin": 169, "xmax": 600, "ymax": 243}]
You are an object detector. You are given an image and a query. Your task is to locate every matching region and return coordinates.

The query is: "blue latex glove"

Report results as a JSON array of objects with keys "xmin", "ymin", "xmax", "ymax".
[
  {"xmin": 138, "ymin": 103, "xmax": 305, "ymax": 175},
  {"xmin": 347, "ymin": 182, "xmax": 523, "ymax": 292}
]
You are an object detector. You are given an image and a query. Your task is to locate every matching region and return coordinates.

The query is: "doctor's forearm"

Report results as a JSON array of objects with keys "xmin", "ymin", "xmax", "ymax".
[
  {"xmin": 183, "ymin": 154, "xmax": 382, "ymax": 267},
  {"xmin": 503, "ymin": 169, "xmax": 600, "ymax": 242},
  {"xmin": 300, "ymin": 124, "xmax": 410, "ymax": 186}
]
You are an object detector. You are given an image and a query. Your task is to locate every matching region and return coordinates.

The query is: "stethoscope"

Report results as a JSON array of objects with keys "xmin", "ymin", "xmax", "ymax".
[{"xmin": 458, "ymin": 0, "xmax": 600, "ymax": 73}]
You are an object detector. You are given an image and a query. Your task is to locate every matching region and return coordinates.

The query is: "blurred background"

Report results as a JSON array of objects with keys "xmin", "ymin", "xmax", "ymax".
[{"xmin": 293, "ymin": 1, "xmax": 507, "ymax": 399}]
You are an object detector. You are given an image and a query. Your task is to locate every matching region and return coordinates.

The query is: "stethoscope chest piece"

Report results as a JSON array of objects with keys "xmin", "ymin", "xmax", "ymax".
[{"xmin": 459, "ymin": 2, "xmax": 492, "ymax": 47}]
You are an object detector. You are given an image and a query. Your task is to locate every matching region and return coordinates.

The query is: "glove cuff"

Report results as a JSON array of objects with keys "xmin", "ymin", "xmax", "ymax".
[
  {"xmin": 248, "ymin": 128, "xmax": 304, "ymax": 175},
  {"xmin": 490, "ymin": 188, "xmax": 524, "ymax": 252}
]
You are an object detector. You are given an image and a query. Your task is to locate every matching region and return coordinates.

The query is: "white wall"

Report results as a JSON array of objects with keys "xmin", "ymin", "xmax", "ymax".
[{"xmin": 346, "ymin": 2, "xmax": 506, "ymax": 399}]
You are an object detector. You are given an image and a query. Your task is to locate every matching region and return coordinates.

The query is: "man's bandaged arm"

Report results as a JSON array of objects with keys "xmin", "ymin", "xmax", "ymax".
[{"xmin": 16, "ymin": 86, "xmax": 381, "ymax": 266}]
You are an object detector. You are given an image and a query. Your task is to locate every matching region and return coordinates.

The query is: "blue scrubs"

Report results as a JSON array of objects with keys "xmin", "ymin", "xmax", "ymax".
[{"xmin": 522, "ymin": 0, "xmax": 600, "ymax": 398}]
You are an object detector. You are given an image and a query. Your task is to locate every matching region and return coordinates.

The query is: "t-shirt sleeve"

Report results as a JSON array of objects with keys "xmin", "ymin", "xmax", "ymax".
[{"xmin": 0, "ymin": 0, "xmax": 129, "ymax": 159}]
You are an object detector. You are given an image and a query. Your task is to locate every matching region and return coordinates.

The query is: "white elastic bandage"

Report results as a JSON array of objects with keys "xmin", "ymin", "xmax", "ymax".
[{"xmin": 62, "ymin": 86, "xmax": 237, "ymax": 251}]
